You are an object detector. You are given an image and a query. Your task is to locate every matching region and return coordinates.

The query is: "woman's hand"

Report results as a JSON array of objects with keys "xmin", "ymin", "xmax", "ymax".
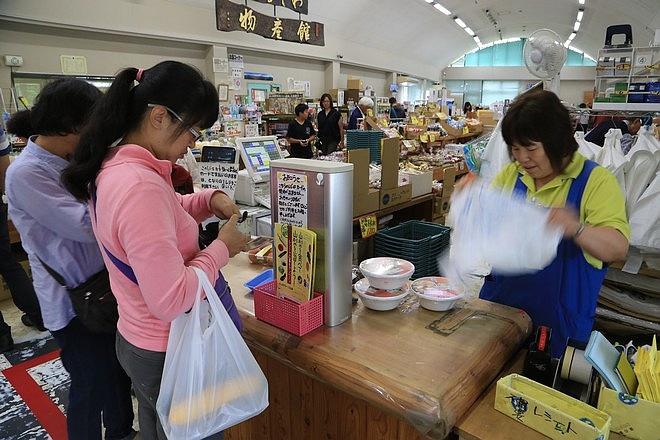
[
  {"xmin": 210, "ymin": 191, "xmax": 240, "ymax": 220},
  {"xmin": 547, "ymin": 206, "xmax": 580, "ymax": 238},
  {"xmin": 216, "ymin": 214, "xmax": 249, "ymax": 257}
]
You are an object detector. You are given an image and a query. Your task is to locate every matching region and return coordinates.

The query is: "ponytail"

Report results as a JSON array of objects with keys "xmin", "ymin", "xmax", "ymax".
[{"xmin": 63, "ymin": 61, "xmax": 218, "ymax": 201}]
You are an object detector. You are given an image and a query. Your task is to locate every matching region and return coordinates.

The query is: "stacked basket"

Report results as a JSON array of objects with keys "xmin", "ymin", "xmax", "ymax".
[
  {"xmin": 374, "ymin": 221, "xmax": 451, "ymax": 279},
  {"xmin": 345, "ymin": 129, "xmax": 385, "ymax": 163}
]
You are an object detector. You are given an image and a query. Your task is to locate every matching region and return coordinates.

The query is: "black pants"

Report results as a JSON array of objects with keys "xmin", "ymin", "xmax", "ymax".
[
  {"xmin": 0, "ymin": 204, "xmax": 43, "ymax": 334},
  {"xmin": 319, "ymin": 137, "xmax": 339, "ymax": 156},
  {"xmin": 51, "ymin": 317, "xmax": 135, "ymax": 440}
]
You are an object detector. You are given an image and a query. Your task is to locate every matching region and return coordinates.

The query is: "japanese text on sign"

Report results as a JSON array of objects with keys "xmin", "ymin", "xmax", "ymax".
[
  {"xmin": 359, "ymin": 215, "xmax": 377, "ymax": 239},
  {"xmin": 276, "ymin": 171, "xmax": 308, "ymax": 227},
  {"xmin": 199, "ymin": 163, "xmax": 239, "ymax": 200},
  {"xmin": 216, "ymin": 0, "xmax": 324, "ymax": 46}
]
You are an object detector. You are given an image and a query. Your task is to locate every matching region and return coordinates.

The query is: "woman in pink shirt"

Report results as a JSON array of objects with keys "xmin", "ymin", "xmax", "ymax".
[{"xmin": 62, "ymin": 61, "xmax": 248, "ymax": 440}]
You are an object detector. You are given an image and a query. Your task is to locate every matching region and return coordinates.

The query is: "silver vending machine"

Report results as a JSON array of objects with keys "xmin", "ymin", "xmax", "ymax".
[{"xmin": 269, "ymin": 158, "xmax": 353, "ymax": 327}]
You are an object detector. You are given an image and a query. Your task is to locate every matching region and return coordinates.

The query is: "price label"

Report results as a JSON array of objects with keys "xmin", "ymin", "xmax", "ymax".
[{"xmin": 359, "ymin": 215, "xmax": 377, "ymax": 239}]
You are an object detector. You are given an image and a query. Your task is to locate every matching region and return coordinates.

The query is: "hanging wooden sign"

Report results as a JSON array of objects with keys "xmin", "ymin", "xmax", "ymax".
[
  {"xmin": 251, "ymin": 0, "xmax": 308, "ymax": 15},
  {"xmin": 216, "ymin": 0, "xmax": 324, "ymax": 46}
]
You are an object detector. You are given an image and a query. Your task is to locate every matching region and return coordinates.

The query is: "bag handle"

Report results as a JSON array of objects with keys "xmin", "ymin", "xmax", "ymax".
[
  {"xmin": 192, "ymin": 267, "xmax": 238, "ymax": 334},
  {"xmin": 90, "ymin": 183, "xmax": 138, "ymax": 284}
]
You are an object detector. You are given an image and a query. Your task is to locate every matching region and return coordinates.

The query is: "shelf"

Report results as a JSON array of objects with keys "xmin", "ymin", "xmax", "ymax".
[
  {"xmin": 592, "ymin": 102, "xmax": 660, "ymax": 111},
  {"xmin": 594, "ymin": 45, "xmax": 659, "ymax": 110}
]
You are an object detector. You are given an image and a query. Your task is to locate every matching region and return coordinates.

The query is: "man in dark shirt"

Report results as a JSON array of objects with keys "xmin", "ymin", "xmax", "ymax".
[
  {"xmin": 286, "ymin": 103, "xmax": 316, "ymax": 159},
  {"xmin": 585, "ymin": 117, "xmax": 641, "ymax": 147}
]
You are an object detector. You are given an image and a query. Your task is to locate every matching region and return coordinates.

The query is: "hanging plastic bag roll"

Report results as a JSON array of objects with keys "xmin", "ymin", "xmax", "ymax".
[
  {"xmin": 156, "ymin": 267, "xmax": 268, "ymax": 440},
  {"xmin": 444, "ymin": 178, "xmax": 563, "ymax": 280}
]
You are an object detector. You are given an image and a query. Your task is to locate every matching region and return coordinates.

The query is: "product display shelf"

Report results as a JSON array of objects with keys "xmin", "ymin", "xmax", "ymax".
[{"xmin": 593, "ymin": 45, "xmax": 660, "ymax": 111}]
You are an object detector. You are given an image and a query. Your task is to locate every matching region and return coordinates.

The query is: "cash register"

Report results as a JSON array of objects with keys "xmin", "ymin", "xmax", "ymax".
[{"xmin": 234, "ymin": 135, "xmax": 285, "ymax": 209}]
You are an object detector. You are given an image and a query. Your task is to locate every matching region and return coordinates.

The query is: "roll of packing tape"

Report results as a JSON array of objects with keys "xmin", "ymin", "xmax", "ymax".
[{"xmin": 560, "ymin": 346, "xmax": 592, "ymax": 385}]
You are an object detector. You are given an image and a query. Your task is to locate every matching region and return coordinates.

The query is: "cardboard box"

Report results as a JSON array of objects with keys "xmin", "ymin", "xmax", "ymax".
[
  {"xmin": 433, "ymin": 215, "xmax": 446, "ymax": 225},
  {"xmin": 597, "ymin": 385, "xmax": 660, "ymax": 439},
  {"xmin": 439, "ymin": 120, "xmax": 464, "ymax": 137},
  {"xmin": 379, "ymin": 137, "xmax": 410, "ymax": 208},
  {"xmin": 348, "ymin": 149, "xmax": 380, "ymax": 217},
  {"xmin": 380, "ymin": 137, "xmax": 401, "ymax": 190},
  {"xmin": 0, "ymin": 260, "xmax": 32, "ymax": 302},
  {"xmin": 477, "ymin": 110, "xmax": 495, "ymax": 125},
  {"xmin": 495, "ymin": 374, "xmax": 611, "ymax": 440},
  {"xmin": 347, "ymin": 78, "xmax": 364, "ymax": 90},
  {"xmin": 441, "ymin": 167, "xmax": 456, "ymax": 197},
  {"xmin": 399, "ymin": 170, "xmax": 433, "ymax": 198},
  {"xmin": 380, "ymin": 184, "xmax": 411, "ymax": 209},
  {"xmin": 432, "ymin": 159, "xmax": 467, "ymax": 181},
  {"xmin": 433, "ymin": 196, "xmax": 451, "ymax": 218},
  {"xmin": 344, "ymin": 89, "xmax": 361, "ymax": 105}
]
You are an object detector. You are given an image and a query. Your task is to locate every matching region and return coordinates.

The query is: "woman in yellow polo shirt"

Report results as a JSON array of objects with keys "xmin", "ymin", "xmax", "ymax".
[{"xmin": 479, "ymin": 90, "xmax": 630, "ymax": 358}]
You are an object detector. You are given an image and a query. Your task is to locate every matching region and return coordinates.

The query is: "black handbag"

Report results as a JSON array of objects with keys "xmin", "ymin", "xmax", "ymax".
[{"xmin": 37, "ymin": 258, "xmax": 119, "ymax": 334}]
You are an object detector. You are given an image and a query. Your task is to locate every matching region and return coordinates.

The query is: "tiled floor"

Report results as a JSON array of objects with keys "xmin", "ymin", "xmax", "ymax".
[
  {"xmin": 0, "ymin": 298, "xmax": 140, "ymax": 439},
  {"xmin": 0, "ymin": 297, "xmax": 48, "ymax": 345}
]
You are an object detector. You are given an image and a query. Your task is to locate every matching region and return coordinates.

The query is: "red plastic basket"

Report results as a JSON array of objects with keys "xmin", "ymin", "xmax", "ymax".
[{"xmin": 253, "ymin": 280, "xmax": 324, "ymax": 336}]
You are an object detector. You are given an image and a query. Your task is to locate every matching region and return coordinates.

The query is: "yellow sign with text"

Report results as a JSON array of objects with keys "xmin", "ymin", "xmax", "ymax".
[{"xmin": 359, "ymin": 215, "xmax": 377, "ymax": 239}]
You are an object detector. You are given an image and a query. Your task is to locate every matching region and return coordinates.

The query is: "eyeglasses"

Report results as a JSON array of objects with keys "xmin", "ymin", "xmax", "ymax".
[{"xmin": 147, "ymin": 103, "xmax": 202, "ymax": 141}]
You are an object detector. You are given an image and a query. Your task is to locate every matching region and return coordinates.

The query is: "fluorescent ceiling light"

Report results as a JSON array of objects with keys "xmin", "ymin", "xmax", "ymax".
[
  {"xmin": 473, "ymin": 36, "xmax": 481, "ymax": 44},
  {"xmin": 569, "ymin": 32, "xmax": 577, "ymax": 40},
  {"xmin": 454, "ymin": 17, "xmax": 466, "ymax": 28},
  {"xmin": 579, "ymin": 0, "xmax": 585, "ymax": 4},
  {"xmin": 574, "ymin": 21, "xmax": 581, "ymax": 31},
  {"xmin": 433, "ymin": 3, "xmax": 451, "ymax": 15},
  {"xmin": 424, "ymin": 0, "xmax": 433, "ymax": 3},
  {"xmin": 577, "ymin": 10, "xmax": 584, "ymax": 21},
  {"xmin": 564, "ymin": 40, "xmax": 570, "ymax": 48},
  {"xmin": 464, "ymin": 27, "xmax": 475, "ymax": 36}
]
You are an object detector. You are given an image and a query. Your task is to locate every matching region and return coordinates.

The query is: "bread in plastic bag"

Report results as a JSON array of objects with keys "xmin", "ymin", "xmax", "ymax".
[{"xmin": 156, "ymin": 267, "xmax": 268, "ymax": 440}]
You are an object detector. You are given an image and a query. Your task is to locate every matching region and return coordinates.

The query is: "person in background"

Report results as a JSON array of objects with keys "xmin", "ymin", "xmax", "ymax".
[
  {"xmin": 61, "ymin": 61, "xmax": 247, "ymax": 440},
  {"xmin": 388, "ymin": 97, "xmax": 406, "ymax": 121},
  {"xmin": 576, "ymin": 103, "xmax": 590, "ymax": 133},
  {"xmin": 286, "ymin": 103, "xmax": 316, "ymax": 159},
  {"xmin": 479, "ymin": 90, "xmax": 629, "ymax": 358},
  {"xmin": 584, "ymin": 116, "xmax": 641, "ymax": 147},
  {"xmin": 5, "ymin": 79, "xmax": 136, "ymax": 440},
  {"xmin": 347, "ymin": 96, "xmax": 374, "ymax": 130},
  {"xmin": 175, "ymin": 147, "xmax": 202, "ymax": 193},
  {"xmin": 316, "ymin": 93, "xmax": 344, "ymax": 155},
  {"xmin": 463, "ymin": 101, "xmax": 476, "ymax": 117}
]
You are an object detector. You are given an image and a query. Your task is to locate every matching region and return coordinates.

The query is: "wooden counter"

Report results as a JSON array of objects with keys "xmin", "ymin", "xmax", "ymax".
[
  {"xmin": 223, "ymin": 254, "xmax": 532, "ymax": 439},
  {"xmin": 454, "ymin": 350, "xmax": 627, "ymax": 440}
]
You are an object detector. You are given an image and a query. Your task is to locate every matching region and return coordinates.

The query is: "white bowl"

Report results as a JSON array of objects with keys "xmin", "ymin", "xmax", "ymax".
[
  {"xmin": 411, "ymin": 277, "xmax": 465, "ymax": 311},
  {"xmin": 354, "ymin": 278, "xmax": 409, "ymax": 311},
  {"xmin": 358, "ymin": 257, "xmax": 415, "ymax": 290}
]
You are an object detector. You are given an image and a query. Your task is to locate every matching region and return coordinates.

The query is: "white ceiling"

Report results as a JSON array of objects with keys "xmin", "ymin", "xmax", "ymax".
[{"xmin": 184, "ymin": 0, "xmax": 660, "ymax": 77}]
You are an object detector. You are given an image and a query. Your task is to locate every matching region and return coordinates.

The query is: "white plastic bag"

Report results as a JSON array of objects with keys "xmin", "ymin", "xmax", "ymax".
[
  {"xmin": 575, "ymin": 131, "xmax": 601, "ymax": 161},
  {"xmin": 445, "ymin": 179, "xmax": 563, "ymax": 278},
  {"xmin": 478, "ymin": 119, "xmax": 510, "ymax": 183},
  {"xmin": 157, "ymin": 267, "xmax": 268, "ymax": 440}
]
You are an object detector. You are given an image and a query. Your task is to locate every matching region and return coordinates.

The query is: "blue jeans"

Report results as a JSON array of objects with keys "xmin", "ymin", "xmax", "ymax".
[
  {"xmin": 51, "ymin": 317, "xmax": 134, "ymax": 440},
  {"xmin": 116, "ymin": 332, "xmax": 223, "ymax": 440}
]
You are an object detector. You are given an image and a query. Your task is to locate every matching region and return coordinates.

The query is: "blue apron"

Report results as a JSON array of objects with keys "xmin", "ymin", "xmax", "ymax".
[{"xmin": 479, "ymin": 160, "xmax": 606, "ymax": 358}]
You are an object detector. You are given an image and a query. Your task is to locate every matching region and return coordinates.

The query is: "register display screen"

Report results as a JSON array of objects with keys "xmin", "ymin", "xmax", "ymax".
[{"xmin": 241, "ymin": 139, "xmax": 281, "ymax": 174}]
